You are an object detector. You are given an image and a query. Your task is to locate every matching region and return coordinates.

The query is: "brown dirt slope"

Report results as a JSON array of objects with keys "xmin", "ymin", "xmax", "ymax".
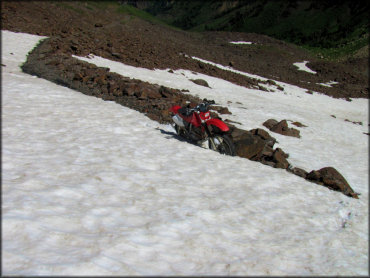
[{"xmin": 1, "ymin": 1, "xmax": 368, "ymax": 99}]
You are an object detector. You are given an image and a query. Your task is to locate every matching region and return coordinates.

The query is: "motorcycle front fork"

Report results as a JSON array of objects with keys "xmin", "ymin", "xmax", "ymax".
[
  {"xmin": 174, "ymin": 123, "xmax": 218, "ymax": 150},
  {"xmin": 204, "ymin": 125, "xmax": 218, "ymax": 150}
]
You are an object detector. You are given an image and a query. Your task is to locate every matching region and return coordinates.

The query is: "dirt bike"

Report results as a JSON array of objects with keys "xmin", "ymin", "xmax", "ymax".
[{"xmin": 170, "ymin": 99, "xmax": 236, "ymax": 156}]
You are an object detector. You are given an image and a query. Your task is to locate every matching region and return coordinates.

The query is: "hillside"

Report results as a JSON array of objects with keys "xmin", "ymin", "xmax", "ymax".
[
  {"xmin": 127, "ymin": 0, "xmax": 369, "ymax": 60},
  {"xmin": 1, "ymin": 1, "xmax": 368, "ymax": 99}
]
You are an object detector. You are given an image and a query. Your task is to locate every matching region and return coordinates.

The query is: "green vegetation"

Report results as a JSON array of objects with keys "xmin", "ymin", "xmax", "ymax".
[
  {"xmin": 301, "ymin": 36, "xmax": 369, "ymax": 60},
  {"xmin": 115, "ymin": 4, "xmax": 182, "ymax": 31}
]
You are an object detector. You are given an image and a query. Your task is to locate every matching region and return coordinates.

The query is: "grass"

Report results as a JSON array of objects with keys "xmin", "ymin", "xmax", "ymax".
[
  {"xmin": 116, "ymin": 4, "xmax": 182, "ymax": 31},
  {"xmin": 301, "ymin": 36, "xmax": 369, "ymax": 61}
]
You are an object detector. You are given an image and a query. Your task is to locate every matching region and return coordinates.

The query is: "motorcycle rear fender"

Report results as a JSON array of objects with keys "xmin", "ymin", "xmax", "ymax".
[
  {"xmin": 206, "ymin": 118, "xmax": 229, "ymax": 132},
  {"xmin": 170, "ymin": 105, "xmax": 182, "ymax": 114}
]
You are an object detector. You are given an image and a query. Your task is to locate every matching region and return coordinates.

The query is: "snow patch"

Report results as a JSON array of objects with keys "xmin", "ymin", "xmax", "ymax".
[
  {"xmin": 229, "ymin": 41, "xmax": 253, "ymax": 45},
  {"xmin": 293, "ymin": 61, "xmax": 317, "ymax": 74},
  {"xmin": 318, "ymin": 81, "xmax": 339, "ymax": 87}
]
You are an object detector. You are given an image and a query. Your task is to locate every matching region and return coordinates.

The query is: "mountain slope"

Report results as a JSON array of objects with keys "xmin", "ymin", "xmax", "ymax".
[
  {"xmin": 126, "ymin": 0, "xmax": 369, "ymax": 59},
  {"xmin": 1, "ymin": 0, "xmax": 368, "ymax": 99}
]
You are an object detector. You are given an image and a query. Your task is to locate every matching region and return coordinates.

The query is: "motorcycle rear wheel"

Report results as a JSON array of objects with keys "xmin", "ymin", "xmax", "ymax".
[{"xmin": 209, "ymin": 134, "xmax": 236, "ymax": 156}]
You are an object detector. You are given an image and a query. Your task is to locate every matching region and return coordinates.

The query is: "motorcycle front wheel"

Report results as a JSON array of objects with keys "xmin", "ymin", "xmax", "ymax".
[
  {"xmin": 174, "ymin": 124, "xmax": 186, "ymax": 137},
  {"xmin": 208, "ymin": 134, "xmax": 236, "ymax": 156}
]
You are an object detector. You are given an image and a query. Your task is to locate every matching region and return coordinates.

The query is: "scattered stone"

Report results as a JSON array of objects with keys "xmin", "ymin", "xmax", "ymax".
[
  {"xmin": 111, "ymin": 52, "xmax": 122, "ymax": 59},
  {"xmin": 306, "ymin": 90, "xmax": 313, "ymax": 94},
  {"xmin": 258, "ymin": 85, "xmax": 269, "ymax": 92},
  {"xmin": 266, "ymin": 79, "xmax": 276, "ymax": 85},
  {"xmin": 190, "ymin": 78, "xmax": 210, "ymax": 87},
  {"xmin": 211, "ymin": 105, "xmax": 231, "ymax": 114},
  {"xmin": 345, "ymin": 119, "xmax": 363, "ymax": 125},
  {"xmin": 287, "ymin": 167, "xmax": 308, "ymax": 178},
  {"xmin": 224, "ymin": 119, "xmax": 242, "ymax": 125},
  {"xmin": 291, "ymin": 121, "xmax": 307, "ymax": 127}
]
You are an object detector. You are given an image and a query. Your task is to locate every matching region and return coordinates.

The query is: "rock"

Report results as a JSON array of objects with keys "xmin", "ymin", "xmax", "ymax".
[
  {"xmin": 232, "ymin": 130, "xmax": 266, "ymax": 159},
  {"xmin": 291, "ymin": 121, "xmax": 307, "ymax": 127},
  {"xmin": 263, "ymin": 119, "xmax": 301, "ymax": 138},
  {"xmin": 111, "ymin": 52, "xmax": 122, "ymax": 59},
  {"xmin": 197, "ymin": 62, "xmax": 204, "ymax": 69},
  {"xmin": 190, "ymin": 79, "xmax": 210, "ymax": 87},
  {"xmin": 273, "ymin": 148, "xmax": 290, "ymax": 169},
  {"xmin": 145, "ymin": 87, "xmax": 162, "ymax": 99},
  {"xmin": 261, "ymin": 145, "xmax": 274, "ymax": 157},
  {"xmin": 306, "ymin": 167, "xmax": 359, "ymax": 198},
  {"xmin": 211, "ymin": 105, "xmax": 231, "ymax": 114},
  {"xmin": 263, "ymin": 119, "xmax": 278, "ymax": 130},
  {"xmin": 250, "ymin": 128, "xmax": 276, "ymax": 147},
  {"xmin": 287, "ymin": 167, "xmax": 308, "ymax": 178},
  {"xmin": 258, "ymin": 85, "xmax": 269, "ymax": 91}
]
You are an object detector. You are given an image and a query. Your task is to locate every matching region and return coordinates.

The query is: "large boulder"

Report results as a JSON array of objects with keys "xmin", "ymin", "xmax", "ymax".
[
  {"xmin": 230, "ymin": 128, "xmax": 266, "ymax": 160},
  {"xmin": 306, "ymin": 167, "xmax": 359, "ymax": 199}
]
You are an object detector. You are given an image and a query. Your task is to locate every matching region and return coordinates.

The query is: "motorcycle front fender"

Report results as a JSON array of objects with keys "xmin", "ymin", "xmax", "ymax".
[{"xmin": 206, "ymin": 118, "xmax": 229, "ymax": 132}]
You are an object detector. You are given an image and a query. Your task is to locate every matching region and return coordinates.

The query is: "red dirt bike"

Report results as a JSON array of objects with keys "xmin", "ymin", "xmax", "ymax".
[{"xmin": 170, "ymin": 99, "xmax": 235, "ymax": 156}]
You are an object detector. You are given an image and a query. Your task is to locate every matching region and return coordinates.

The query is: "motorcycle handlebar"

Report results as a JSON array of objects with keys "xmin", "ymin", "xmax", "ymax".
[{"xmin": 186, "ymin": 99, "xmax": 216, "ymax": 113}]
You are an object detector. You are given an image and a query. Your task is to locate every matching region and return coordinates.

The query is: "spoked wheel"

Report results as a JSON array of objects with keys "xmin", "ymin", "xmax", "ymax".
[{"xmin": 208, "ymin": 134, "xmax": 236, "ymax": 156}]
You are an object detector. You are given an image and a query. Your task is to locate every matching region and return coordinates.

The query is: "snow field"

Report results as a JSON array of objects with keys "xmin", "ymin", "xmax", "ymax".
[{"xmin": 2, "ymin": 30, "xmax": 369, "ymax": 276}]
